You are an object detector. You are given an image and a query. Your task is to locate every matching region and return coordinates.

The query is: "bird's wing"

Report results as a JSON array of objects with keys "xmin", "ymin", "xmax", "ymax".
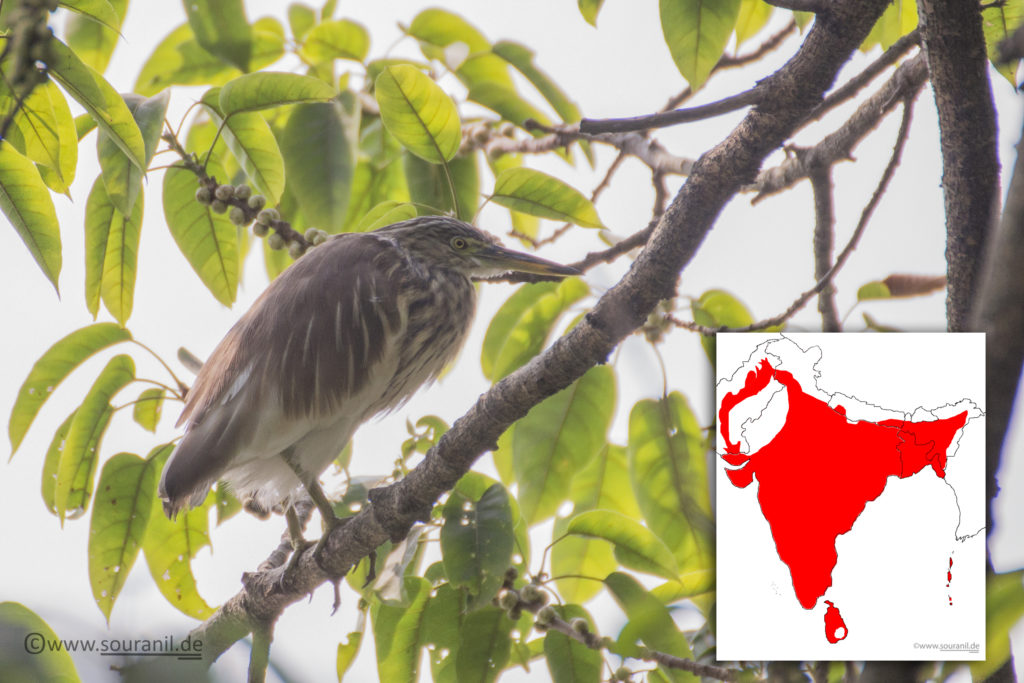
[{"xmin": 160, "ymin": 233, "xmax": 406, "ymax": 511}]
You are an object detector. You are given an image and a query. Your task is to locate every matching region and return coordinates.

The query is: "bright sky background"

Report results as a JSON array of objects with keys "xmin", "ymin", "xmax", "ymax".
[{"xmin": 1, "ymin": 1, "xmax": 1022, "ymax": 681}]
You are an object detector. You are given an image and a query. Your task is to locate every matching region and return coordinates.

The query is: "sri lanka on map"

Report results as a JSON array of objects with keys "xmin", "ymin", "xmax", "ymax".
[{"xmin": 715, "ymin": 333, "xmax": 985, "ymax": 661}]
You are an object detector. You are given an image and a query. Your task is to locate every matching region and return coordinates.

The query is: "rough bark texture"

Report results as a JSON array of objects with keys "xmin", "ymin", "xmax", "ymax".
[
  {"xmin": 917, "ymin": 0, "xmax": 1001, "ymax": 331},
  {"xmin": 973, "ymin": 114, "xmax": 1024, "ymax": 539},
  {"xmin": 191, "ymin": 0, "xmax": 894, "ymax": 662}
]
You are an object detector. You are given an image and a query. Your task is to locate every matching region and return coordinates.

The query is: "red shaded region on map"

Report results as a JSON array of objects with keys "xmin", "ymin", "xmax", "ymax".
[
  {"xmin": 824, "ymin": 601, "xmax": 848, "ymax": 643},
  {"xmin": 720, "ymin": 359, "xmax": 967, "ymax": 610}
]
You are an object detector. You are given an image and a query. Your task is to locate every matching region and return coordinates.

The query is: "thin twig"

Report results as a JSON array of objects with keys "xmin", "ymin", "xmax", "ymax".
[
  {"xmin": 674, "ymin": 96, "xmax": 917, "ymax": 335},
  {"xmin": 579, "ymin": 88, "xmax": 761, "ymax": 135}
]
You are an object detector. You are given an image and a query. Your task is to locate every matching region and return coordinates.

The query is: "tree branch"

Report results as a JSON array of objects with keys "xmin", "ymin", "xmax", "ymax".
[
  {"xmin": 809, "ymin": 167, "xmax": 840, "ymax": 331},
  {"xmin": 187, "ymin": 0, "xmax": 895, "ymax": 662},
  {"xmin": 749, "ymin": 52, "xmax": 926, "ymax": 202},
  {"xmin": 917, "ymin": 0, "xmax": 1001, "ymax": 330},
  {"xmin": 763, "ymin": 0, "xmax": 826, "ymax": 11},
  {"xmin": 674, "ymin": 97, "xmax": 916, "ymax": 335},
  {"xmin": 579, "ymin": 88, "xmax": 761, "ymax": 135}
]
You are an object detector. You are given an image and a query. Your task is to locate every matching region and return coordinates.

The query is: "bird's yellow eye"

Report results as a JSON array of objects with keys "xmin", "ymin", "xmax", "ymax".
[{"xmin": 451, "ymin": 237, "xmax": 468, "ymax": 250}]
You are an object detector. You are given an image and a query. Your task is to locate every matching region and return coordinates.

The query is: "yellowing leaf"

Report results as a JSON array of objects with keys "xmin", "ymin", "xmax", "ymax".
[
  {"xmin": 660, "ymin": 0, "xmax": 742, "ymax": 90},
  {"xmin": 375, "ymin": 65, "xmax": 461, "ymax": 163},
  {"xmin": 492, "ymin": 167, "xmax": 604, "ymax": 228}
]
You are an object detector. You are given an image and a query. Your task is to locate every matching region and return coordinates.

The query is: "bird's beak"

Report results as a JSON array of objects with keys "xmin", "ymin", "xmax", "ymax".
[{"xmin": 481, "ymin": 244, "xmax": 580, "ymax": 277}]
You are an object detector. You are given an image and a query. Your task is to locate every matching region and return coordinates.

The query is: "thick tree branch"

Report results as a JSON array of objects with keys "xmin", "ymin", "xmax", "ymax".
[
  {"xmin": 917, "ymin": 0, "xmax": 1001, "ymax": 330},
  {"xmin": 188, "ymin": 0, "xmax": 894, "ymax": 662},
  {"xmin": 750, "ymin": 53, "xmax": 926, "ymax": 202},
  {"xmin": 972, "ymin": 113, "xmax": 1024, "ymax": 540}
]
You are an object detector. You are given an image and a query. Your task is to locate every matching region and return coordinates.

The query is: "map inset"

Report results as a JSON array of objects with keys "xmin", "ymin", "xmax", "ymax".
[{"xmin": 716, "ymin": 333, "xmax": 985, "ymax": 661}]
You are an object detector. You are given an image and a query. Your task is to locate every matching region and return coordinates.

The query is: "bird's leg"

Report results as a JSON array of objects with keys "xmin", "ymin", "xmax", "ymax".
[{"xmin": 282, "ymin": 503, "xmax": 316, "ymax": 575}]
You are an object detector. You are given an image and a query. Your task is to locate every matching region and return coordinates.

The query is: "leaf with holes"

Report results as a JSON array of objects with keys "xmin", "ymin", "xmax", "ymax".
[
  {"xmin": 375, "ymin": 65, "xmax": 461, "ymax": 163},
  {"xmin": 9, "ymin": 323, "xmax": 131, "ymax": 455},
  {"xmin": 455, "ymin": 607, "xmax": 512, "ymax": 683},
  {"xmin": 142, "ymin": 445, "xmax": 215, "ymax": 619},
  {"xmin": 442, "ymin": 482, "xmax": 515, "ymax": 608},
  {"xmin": 41, "ymin": 410, "xmax": 76, "ymax": 516},
  {"xmin": 89, "ymin": 451, "xmax": 158, "ymax": 623},
  {"xmin": 492, "ymin": 167, "xmax": 604, "ymax": 228},
  {"xmin": 55, "ymin": 355, "xmax": 134, "ymax": 522}
]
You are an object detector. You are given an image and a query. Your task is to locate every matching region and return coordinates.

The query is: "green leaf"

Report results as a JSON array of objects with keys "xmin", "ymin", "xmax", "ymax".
[
  {"xmin": 288, "ymin": 3, "xmax": 316, "ymax": 41},
  {"xmin": 163, "ymin": 165, "xmax": 239, "ymax": 306},
  {"xmin": 218, "ymin": 71, "xmax": 337, "ymax": 115},
  {"xmin": 690, "ymin": 288, "xmax": 756, "ymax": 363},
  {"xmin": 280, "ymin": 94, "xmax": 360, "ymax": 231},
  {"xmin": 861, "ymin": 312, "xmax": 900, "ymax": 332},
  {"xmin": 489, "ymin": 154, "xmax": 539, "ymax": 242},
  {"xmin": 659, "ymin": 0, "xmax": 742, "ymax": 91},
  {"xmin": 544, "ymin": 605, "xmax": 601, "ymax": 683},
  {"xmin": 89, "ymin": 451, "xmax": 157, "ymax": 623},
  {"xmin": 481, "ymin": 278, "xmax": 589, "ymax": 381},
  {"xmin": 64, "ymin": 0, "xmax": 127, "ymax": 73},
  {"xmin": 862, "ymin": 0, "xmax": 918, "ymax": 52},
  {"xmin": 0, "ymin": 602, "xmax": 81, "ymax": 681},
  {"xmin": 403, "ymin": 150, "xmax": 478, "ymax": 220},
  {"xmin": 455, "ymin": 607, "xmax": 512, "ymax": 683},
  {"xmin": 422, "ymin": 582, "xmax": 464, "ymax": 679},
  {"xmin": 75, "ymin": 113, "xmax": 98, "ymax": 139},
  {"xmin": 650, "ymin": 570, "xmax": 715, "ymax": 603},
  {"xmin": 41, "ymin": 410, "xmax": 77, "ymax": 515},
  {"xmin": 60, "ymin": 0, "xmax": 121, "ymax": 32},
  {"xmin": 553, "ymin": 445, "xmax": 640, "ymax": 603},
  {"xmin": 735, "ymin": 0, "xmax": 775, "ymax": 48},
  {"xmin": 214, "ymin": 481, "xmax": 242, "ymax": 525},
  {"xmin": 55, "ymin": 355, "xmax": 134, "ymax": 522},
  {"xmin": 375, "ymin": 65, "xmax": 461, "ymax": 164},
  {"xmin": 373, "ymin": 576, "xmax": 430, "ymax": 682},
  {"xmin": 0, "ymin": 142, "xmax": 61, "ymax": 292},
  {"xmin": 578, "ymin": 0, "xmax": 606, "ymax": 26},
  {"xmin": 492, "ymin": 41, "xmax": 583, "ymax": 127},
  {"xmin": 983, "ymin": 0, "xmax": 1024, "ymax": 85},
  {"xmin": 300, "ymin": 18, "xmax": 370, "ymax": 63},
  {"xmin": 510, "ymin": 365, "xmax": 615, "ymax": 524},
  {"xmin": 492, "ymin": 167, "xmax": 604, "ymax": 228},
  {"xmin": 133, "ymin": 22, "xmax": 286, "ymax": 96},
  {"xmin": 605, "ymin": 572, "xmax": 697, "ymax": 681},
  {"xmin": 202, "ymin": 89, "xmax": 285, "ymax": 205},
  {"xmin": 336, "ymin": 629, "xmax": 364, "ymax": 680},
  {"xmin": 467, "ymin": 82, "xmax": 552, "ymax": 131},
  {"xmin": 628, "ymin": 393, "xmax": 714, "ymax": 570},
  {"xmin": 354, "ymin": 201, "xmax": 418, "ymax": 232},
  {"xmin": 48, "ymin": 38, "xmax": 146, "ymax": 170},
  {"xmin": 856, "ymin": 280, "xmax": 892, "ymax": 301},
  {"xmin": 142, "ymin": 444, "xmax": 216, "ymax": 619},
  {"xmin": 971, "ymin": 569, "xmax": 1024, "ymax": 679},
  {"xmin": 407, "ymin": 8, "xmax": 512, "ymax": 90},
  {"xmin": 9, "ymin": 323, "xmax": 131, "ymax": 454},
  {"xmin": 97, "ymin": 91, "xmax": 169, "ymax": 216},
  {"xmin": 132, "ymin": 388, "xmax": 164, "ymax": 432},
  {"xmin": 567, "ymin": 509, "xmax": 680, "ymax": 581},
  {"xmin": 442, "ymin": 482, "xmax": 515, "ymax": 608},
  {"xmin": 183, "ymin": 0, "xmax": 252, "ymax": 71},
  {"xmin": 7, "ymin": 80, "xmax": 78, "ymax": 194}
]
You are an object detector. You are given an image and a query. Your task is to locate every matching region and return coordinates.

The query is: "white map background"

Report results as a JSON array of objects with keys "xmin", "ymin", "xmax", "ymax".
[{"xmin": 716, "ymin": 333, "xmax": 986, "ymax": 661}]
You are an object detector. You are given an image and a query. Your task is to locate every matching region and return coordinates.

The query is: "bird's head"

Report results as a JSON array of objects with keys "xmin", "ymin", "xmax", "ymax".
[{"xmin": 376, "ymin": 216, "xmax": 579, "ymax": 279}]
